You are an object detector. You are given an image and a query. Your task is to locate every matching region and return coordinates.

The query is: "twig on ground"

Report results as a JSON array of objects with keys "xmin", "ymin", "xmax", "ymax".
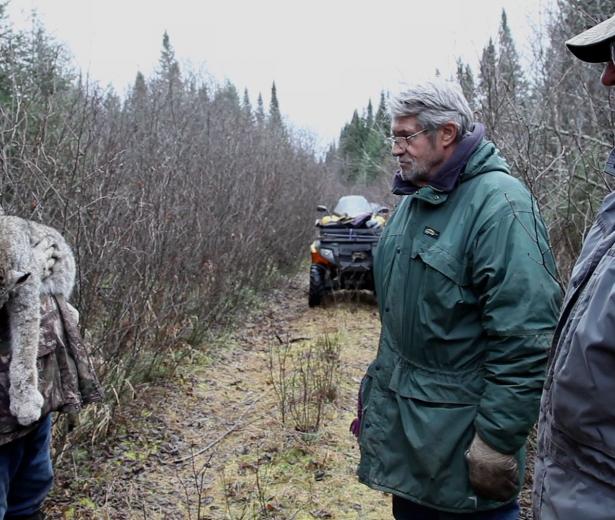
[{"xmin": 172, "ymin": 401, "xmax": 259, "ymax": 464}]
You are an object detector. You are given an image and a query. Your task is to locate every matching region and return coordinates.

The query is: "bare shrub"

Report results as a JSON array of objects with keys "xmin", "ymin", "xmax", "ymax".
[
  {"xmin": 269, "ymin": 334, "xmax": 341, "ymax": 433},
  {"xmin": 0, "ymin": 20, "xmax": 336, "ymax": 442}
]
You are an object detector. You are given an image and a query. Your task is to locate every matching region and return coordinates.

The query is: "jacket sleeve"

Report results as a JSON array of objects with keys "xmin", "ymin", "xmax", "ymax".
[{"xmin": 471, "ymin": 203, "xmax": 562, "ymax": 454}]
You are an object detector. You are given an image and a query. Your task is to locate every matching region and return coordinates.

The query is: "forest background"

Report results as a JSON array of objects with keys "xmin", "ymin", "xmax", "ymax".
[{"xmin": 0, "ymin": 0, "xmax": 612, "ymax": 479}]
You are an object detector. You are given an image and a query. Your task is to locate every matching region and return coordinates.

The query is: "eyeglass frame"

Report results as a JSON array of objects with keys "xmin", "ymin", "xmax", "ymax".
[{"xmin": 385, "ymin": 128, "xmax": 430, "ymax": 150}]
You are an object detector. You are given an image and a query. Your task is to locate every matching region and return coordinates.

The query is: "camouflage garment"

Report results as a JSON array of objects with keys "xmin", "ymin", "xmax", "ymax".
[{"xmin": 0, "ymin": 294, "xmax": 102, "ymax": 445}]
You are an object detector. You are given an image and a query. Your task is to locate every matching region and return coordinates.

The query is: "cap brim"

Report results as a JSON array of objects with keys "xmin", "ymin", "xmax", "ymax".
[
  {"xmin": 565, "ymin": 14, "xmax": 615, "ymax": 63},
  {"xmin": 566, "ymin": 40, "xmax": 611, "ymax": 63}
]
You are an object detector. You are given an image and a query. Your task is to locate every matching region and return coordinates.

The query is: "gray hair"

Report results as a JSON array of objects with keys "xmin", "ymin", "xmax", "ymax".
[{"xmin": 390, "ymin": 80, "xmax": 474, "ymax": 142}]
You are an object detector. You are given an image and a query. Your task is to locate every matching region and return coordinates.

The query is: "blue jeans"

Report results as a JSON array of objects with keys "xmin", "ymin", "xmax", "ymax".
[
  {"xmin": 392, "ymin": 496, "xmax": 520, "ymax": 520},
  {"xmin": 0, "ymin": 415, "xmax": 53, "ymax": 519}
]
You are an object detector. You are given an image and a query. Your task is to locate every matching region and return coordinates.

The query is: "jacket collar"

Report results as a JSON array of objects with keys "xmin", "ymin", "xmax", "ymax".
[{"xmin": 392, "ymin": 123, "xmax": 486, "ymax": 200}]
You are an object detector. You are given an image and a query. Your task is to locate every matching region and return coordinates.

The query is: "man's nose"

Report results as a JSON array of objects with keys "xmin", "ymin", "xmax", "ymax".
[{"xmin": 601, "ymin": 62, "xmax": 615, "ymax": 86}]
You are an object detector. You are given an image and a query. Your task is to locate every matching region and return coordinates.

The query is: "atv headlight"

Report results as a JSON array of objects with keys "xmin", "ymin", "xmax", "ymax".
[{"xmin": 319, "ymin": 248, "xmax": 335, "ymax": 264}]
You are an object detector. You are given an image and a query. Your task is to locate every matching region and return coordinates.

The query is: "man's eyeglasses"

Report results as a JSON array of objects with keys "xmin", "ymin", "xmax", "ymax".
[{"xmin": 385, "ymin": 128, "xmax": 429, "ymax": 150}]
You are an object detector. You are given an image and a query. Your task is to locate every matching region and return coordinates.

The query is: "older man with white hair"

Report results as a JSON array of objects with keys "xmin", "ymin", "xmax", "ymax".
[{"xmin": 354, "ymin": 80, "xmax": 561, "ymax": 519}]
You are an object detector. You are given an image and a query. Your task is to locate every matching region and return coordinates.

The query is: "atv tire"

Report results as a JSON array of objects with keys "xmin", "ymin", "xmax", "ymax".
[{"xmin": 309, "ymin": 264, "xmax": 326, "ymax": 307}]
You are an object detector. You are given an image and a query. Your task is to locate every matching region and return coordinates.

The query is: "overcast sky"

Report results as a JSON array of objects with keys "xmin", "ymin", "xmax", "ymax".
[{"xmin": 7, "ymin": 0, "xmax": 553, "ymax": 147}]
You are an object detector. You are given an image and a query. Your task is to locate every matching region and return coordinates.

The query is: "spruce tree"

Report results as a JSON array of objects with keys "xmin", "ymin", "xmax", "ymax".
[
  {"xmin": 366, "ymin": 99, "xmax": 374, "ymax": 127},
  {"xmin": 497, "ymin": 10, "xmax": 527, "ymax": 103},
  {"xmin": 156, "ymin": 31, "xmax": 182, "ymax": 104},
  {"xmin": 214, "ymin": 80, "xmax": 241, "ymax": 113},
  {"xmin": 256, "ymin": 93, "xmax": 265, "ymax": 125},
  {"xmin": 128, "ymin": 71, "xmax": 148, "ymax": 128},
  {"xmin": 375, "ymin": 91, "xmax": 391, "ymax": 133},
  {"xmin": 242, "ymin": 87, "xmax": 253, "ymax": 122},
  {"xmin": 456, "ymin": 58, "xmax": 476, "ymax": 109},
  {"xmin": 133, "ymin": 71, "xmax": 147, "ymax": 99},
  {"xmin": 269, "ymin": 81, "xmax": 283, "ymax": 128},
  {"xmin": 477, "ymin": 38, "xmax": 499, "ymax": 135}
]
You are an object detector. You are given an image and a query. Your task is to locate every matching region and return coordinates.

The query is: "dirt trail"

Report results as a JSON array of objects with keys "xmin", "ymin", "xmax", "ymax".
[{"xmin": 49, "ymin": 275, "xmax": 390, "ymax": 519}]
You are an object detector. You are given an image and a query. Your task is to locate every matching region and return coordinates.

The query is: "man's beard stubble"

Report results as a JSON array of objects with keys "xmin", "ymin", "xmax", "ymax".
[{"xmin": 399, "ymin": 159, "xmax": 431, "ymax": 184}]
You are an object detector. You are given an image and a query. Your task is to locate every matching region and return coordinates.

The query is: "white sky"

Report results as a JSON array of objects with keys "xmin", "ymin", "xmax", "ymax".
[{"xmin": 7, "ymin": 0, "xmax": 552, "ymax": 148}]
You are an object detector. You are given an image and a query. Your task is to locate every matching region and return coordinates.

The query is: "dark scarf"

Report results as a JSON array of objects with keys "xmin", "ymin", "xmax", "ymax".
[{"xmin": 392, "ymin": 123, "xmax": 486, "ymax": 196}]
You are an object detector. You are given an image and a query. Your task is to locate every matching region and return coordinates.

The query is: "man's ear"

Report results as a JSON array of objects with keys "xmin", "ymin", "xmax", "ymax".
[{"xmin": 439, "ymin": 123, "xmax": 458, "ymax": 148}]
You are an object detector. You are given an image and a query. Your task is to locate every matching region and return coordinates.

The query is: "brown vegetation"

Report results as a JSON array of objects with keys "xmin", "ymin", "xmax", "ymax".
[{"xmin": 0, "ymin": 21, "xmax": 342, "ymax": 445}]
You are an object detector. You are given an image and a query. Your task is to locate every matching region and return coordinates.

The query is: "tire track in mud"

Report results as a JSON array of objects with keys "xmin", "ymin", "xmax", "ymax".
[{"xmin": 49, "ymin": 275, "xmax": 390, "ymax": 519}]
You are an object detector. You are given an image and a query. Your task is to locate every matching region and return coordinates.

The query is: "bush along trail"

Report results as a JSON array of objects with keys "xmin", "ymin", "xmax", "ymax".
[{"xmin": 47, "ymin": 274, "xmax": 390, "ymax": 519}]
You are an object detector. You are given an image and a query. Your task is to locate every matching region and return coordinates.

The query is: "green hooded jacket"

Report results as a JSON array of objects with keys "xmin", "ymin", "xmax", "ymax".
[{"xmin": 357, "ymin": 139, "xmax": 561, "ymax": 513}]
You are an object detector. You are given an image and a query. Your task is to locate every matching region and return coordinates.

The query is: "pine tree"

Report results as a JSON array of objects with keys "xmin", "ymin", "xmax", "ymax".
[
  {"xmin": 334, "ymin": 93, "xmax": 393, "ymax": 184},
  {"xmin": 375, "ymin": 91, "xmax": 391, "ymax": 133},
  {"xmin": 255, "ymin": 93, "xmax": 265, "ymax": 125},
  {"xmin": 366, "ymin": 99, "xmax": 374, "ymax": 127},
  {"xmin": 497, "ymin": 10, "xmax": 527, "ymax": 103},
  {"xmin": 242, "ymin": 87, "xmax": 253, "ymax": 122},
  {"xmin": 477, "ymin": 38, "xmax": 499, "ymax": 135},
  {"xmin": 156, "ymin": 31, "xmax": 181, "ymax": 101},
  {"xmin": 324, "ymin": 142, "xmax": 337, "ymax": 167},
  {"xmin": 0, "ymin": 3, "xmax": 17, "ymax": 105},
  {"xmin": 127, "ymin": 71, "xmax": 148, "ymax": 129},
  {"xmin": 269, "ymin": 81, "xmax": 283, "ymax": 128},
  {"xmin": 214, "ymin": 80, "xmax": 241, "ymax": 112},
  {"xmin": 456, "ymin": 59, "xmax": 476, "ymax": 109},
  {"xmin": 133, "ymin": 71, "xmax": 147, "ymax": 99}
]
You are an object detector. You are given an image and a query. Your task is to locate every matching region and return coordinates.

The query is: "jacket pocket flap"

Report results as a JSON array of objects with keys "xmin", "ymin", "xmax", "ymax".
[
  {"xmin": 388, "ymin": 359, "xmax": 482, "ymax": 405},
  {"xmin": 417, "ymin": 247, "xmax": 468, "ymax": 286}
]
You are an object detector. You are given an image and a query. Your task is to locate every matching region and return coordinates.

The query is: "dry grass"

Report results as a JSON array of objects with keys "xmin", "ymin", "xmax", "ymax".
[
  {"xmin": 47, "ymin": 275, "xmax": 535, "ymax": 518},
  {"xmin": 47, "ymin": 276, "xmax": 389, "ymax": 519}
]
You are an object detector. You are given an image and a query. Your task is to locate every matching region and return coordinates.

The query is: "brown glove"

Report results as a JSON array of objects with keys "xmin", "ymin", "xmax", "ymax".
[{"xmin": 465, "ymin": 433, "xmax": 518, "ymax": 502}]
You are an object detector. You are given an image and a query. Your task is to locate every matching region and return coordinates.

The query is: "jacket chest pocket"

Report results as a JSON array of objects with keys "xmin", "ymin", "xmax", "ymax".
[{"xmin": 407, "ymin": 243, "xmax": 478, "ymax": 340}]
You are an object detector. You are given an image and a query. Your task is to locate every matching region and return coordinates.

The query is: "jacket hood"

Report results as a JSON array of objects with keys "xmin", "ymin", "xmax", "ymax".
[{"xmin": 460, "ymin": 138, "xmax": 511, "ymax": 182}]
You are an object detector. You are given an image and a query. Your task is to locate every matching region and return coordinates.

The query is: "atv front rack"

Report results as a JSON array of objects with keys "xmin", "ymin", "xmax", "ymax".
[{"xmin": 318, "ymin": 227, "xmax": 381, "ymax": 244}]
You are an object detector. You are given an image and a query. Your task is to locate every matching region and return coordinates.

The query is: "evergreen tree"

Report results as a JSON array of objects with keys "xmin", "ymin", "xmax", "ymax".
[
  {"xmin": 25, "ymin": 24, "xmax": 72, "ymax": 100},
  {"xmin": 134, "ymin": 71, "xmax": 146, "ymax": 98},
  {"xmin": 335, "ymin": 93, "xmax": 393, "ymax": 184},
  {"xmin": 156, "ymin": 31, "xmax": 181, "ymax": 101},
  {"xmin": 338, "ymin": 110, "xmax": 365, "ymax": 182},
  {"xmin": 242, "ymin": 87, "xmax": 253, "ymax": 122},
  {"xmin": 197, "ymin": 84, "xmax": 209, "ymax": 103},
  {"xmin": 374, "ymin": 91, "xmax": 391, "ymax": 133},
  {"xmin": 159, "ymin": 32, "xmax": 178, "ymax": 77},
  {"xmin": 0, "ymin": 3, "xmax": 17, "ymax": 105},
  {"xmin": 456, "ymin": 58, "xmax": 476, "ymax": 109},
  {"xmin": 213, "ymin": 80, "xmax": 241, "ymax": 113},
  {"xmin": 324, "ymin": 142, "xmax": 337, "ymax": 167},
  {"xmin": 127, "ymin": 71, "xmax": 148, "ymax": 130},
  {"xmin": 256, "ymin": 93, "xmax": 265, "ymax": 125},
  {"xmin": 366, "ymin": 99, "xmax": 374, "ymax": 127},
  {"xmin": 269, "ymin": 81, "xmax": 283, "ymax": 128},
  {"xmin": 497, "ymin": 10, "xmax": 527, "ymax": 103},
  {"xmin": 477, "ymin": 38, "xmax": 499, "ymax": 135}
]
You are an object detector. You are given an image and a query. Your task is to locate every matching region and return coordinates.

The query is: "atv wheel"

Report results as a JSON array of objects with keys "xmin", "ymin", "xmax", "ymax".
[{"xmin": 309, "ymin": 264, "xmax": 326, "ymax": 307}]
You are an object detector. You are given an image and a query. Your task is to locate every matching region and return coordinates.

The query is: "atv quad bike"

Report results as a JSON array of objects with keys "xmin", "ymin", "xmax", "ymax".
[{"xmin": 308, "ymin": 195, "xmax": 388, "ymax": 307}]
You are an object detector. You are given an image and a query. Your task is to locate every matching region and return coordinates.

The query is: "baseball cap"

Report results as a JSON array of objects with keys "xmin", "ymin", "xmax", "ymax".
[{"xmin": 566, "ymin": 14, "xmax": 615, "ymax": 63}]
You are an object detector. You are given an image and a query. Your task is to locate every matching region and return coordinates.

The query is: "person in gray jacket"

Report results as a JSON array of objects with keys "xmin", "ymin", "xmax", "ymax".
[{"xmin": 533, "ymin": 13, "xmax": 615, "ymax": 520}]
